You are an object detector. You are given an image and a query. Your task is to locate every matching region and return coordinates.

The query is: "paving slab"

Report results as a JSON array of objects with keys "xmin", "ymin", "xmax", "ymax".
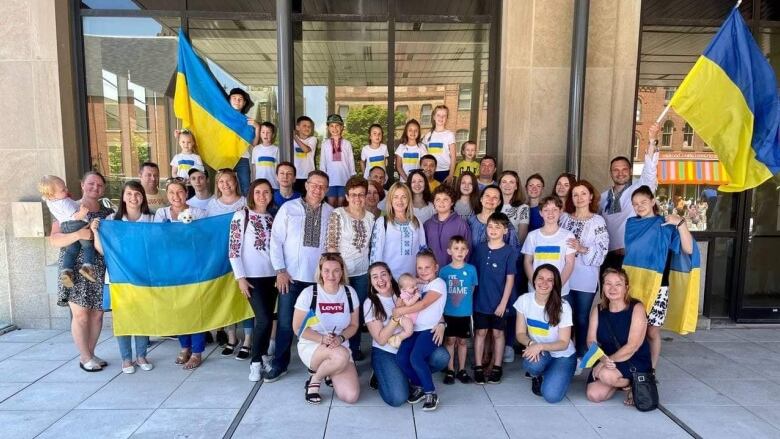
[
  {"xmin": 0, "ymin": 380, "xmax": 104, "ymax": 411},
  {"xmin": 658, "ymin": 378, "xmax": 738, "ymax": 406},
  {"xmin": 667, "ymin": 405, "xmax": 780, "ymax": 439},
  {"xmin": 744, "ymin": 406, "xmax": 780, "ymax": 430},
  {"xmin": 161, "ymin": 378, "xmax": 254, "ymax": 409},
  {"xmin": 131, "ymin": 408, "xmax": 237, "ymax": 438},
  {"xmin": 0, "ymin": 359, "xmax": 65, "ymax": 383},
  {"xmin": 0, "ymin": 382, "xmax": 28, "ymax": 402},
  {"xmin": 325, "ymin": 405, "xmax": 415, "ymax": 438},
  {"xmin": 0, "ymin": 342, "xmax": 35, "ymax": 361},
  {"xmin": 77, "ymin": 378, "xmax": 182, "ymax": 410},
  {"xmin": 37, "ymin": 409, "xmax": 152, "ymax": 439},
  {"xmin": 496, "ymin": 405, "xmax": 601, "ymax": 439},
  {"xmin": 413, "ymin": 404, "xmax": 508, "ymax": 439},
  {"xmin": 40, "ymin": 359, "xmax": 122, "ymax": 384},
  {"xmin": 10, "ymin": 340, "xmax": 80, "ymax": 361},
  {"xmin": 700, "ymin": 379, "xmax": 780, "ymax": 406},
  {"xmin": 0, "ymin": 329, "xmax": 64, "ymax": 343},
  {"xmin": 576, "ymin": 406, "xmax": 689, "ymax": 439},
  {"xmin": 0, "ymin": 410, "xmax": 67, "ymax": 439}
]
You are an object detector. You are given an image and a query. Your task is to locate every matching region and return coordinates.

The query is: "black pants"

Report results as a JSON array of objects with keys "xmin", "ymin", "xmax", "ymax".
[{"xmin": 247, "ymin": 276, "xmax": 279, "ymax": 363}]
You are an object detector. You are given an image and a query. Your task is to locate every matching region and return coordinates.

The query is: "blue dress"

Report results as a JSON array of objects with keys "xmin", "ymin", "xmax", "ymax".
[{"xmin": 590, "ymin": 300, "xmax": 652, "ymax": 381}]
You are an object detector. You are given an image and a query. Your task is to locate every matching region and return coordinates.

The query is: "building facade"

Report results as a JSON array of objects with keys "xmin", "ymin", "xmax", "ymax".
[{"xmin": 0, "ymin": 0, "xmax": 778, "ymax": 329}]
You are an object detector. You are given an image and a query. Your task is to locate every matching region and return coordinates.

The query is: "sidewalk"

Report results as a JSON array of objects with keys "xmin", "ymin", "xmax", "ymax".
[{"xmin": 1, "ymin": 328, "xmax": 779, "ymax": 438}]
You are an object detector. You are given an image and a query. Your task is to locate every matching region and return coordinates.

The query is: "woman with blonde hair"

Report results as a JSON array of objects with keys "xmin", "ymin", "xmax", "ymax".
[
  {"xmin": 292, "ymin": 253, "xmax": 360, "ymax": 404},
  {"xmin": 370, "ymin": 182, "xmax": 427, "ymax": 280}
]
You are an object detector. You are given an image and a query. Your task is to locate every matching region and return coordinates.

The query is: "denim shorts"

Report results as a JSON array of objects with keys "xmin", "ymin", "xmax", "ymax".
[{"xmin": 327, "ymin": 185, "xmax": 346, "ymax": 198}]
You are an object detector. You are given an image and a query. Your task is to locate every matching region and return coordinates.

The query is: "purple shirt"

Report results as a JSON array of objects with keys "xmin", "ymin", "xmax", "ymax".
[{"xmin": 423, "ymin": 212, "xmax": 472, "ymax": 267}]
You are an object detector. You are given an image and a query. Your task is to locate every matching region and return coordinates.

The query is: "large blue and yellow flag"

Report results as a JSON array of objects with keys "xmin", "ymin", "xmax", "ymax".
[
  {"xmin": 174, "ymin": 29, "xmax": 255, "ymax": 170},
  {"xmin": 99, "ymin": 215, "xmax": 254, "ymax": 336},
  {"xmin": 623, "ymin": 216, "xmax": 700, "ymax": 335},
  {"xmin": 670, "ymin": 8, "xmax": 780, "ymax": 192}
]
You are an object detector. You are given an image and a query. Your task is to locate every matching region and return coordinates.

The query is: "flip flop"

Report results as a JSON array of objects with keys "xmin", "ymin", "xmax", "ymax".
[
  {"xmin": 79, "ymin": 359, "xmax": 103, "ymax": 372},
  {"xmin": 183, "ymin": 355, "xmax": 202, "ymax": 370}
]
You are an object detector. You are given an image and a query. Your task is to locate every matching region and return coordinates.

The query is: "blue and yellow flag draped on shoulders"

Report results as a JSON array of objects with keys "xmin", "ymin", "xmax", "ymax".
[
  {"xmin": 99, "ymin": 215, "xmax": 254, "ymax": 336},
  {"xmin": 174, "ymin": 29, "xmax": 255, "ymax": 170},
  {"xmin": 669, "ymin": 7, "xmax": 780, "ymax": 192},
  {"xmin": 623, "ymin": 216, "xmax": 700, "ymax": 335}
]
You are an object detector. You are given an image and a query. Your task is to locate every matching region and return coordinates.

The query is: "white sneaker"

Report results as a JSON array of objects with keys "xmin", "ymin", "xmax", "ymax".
[
  {"xmin": 267, "ymin": 340, "xmax": 276, "ymax": 356},
  {"xmin": 262, "ymin": 355, "xmax": 274, "ymax": 373},
  {"xmin": 574, "ymin": 357, "xmax": 583, "ymax": 376},
  {"xmin": 503, "ymin": 346, "xmax": 515, "ymax": 363},
  {"xmin": 249, "ymin": 362, "xmax": 263, "ymax": 382}
]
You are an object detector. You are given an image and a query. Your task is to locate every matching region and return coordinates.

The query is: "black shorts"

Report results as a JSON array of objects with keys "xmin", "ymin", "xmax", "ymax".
[
  {"xmin": 473, "ymin": 312, "xmax": 507, "ymax": 331},
  {"xmin": 444, "ymin": 315, "xmax": 472, "ymax": 339}
]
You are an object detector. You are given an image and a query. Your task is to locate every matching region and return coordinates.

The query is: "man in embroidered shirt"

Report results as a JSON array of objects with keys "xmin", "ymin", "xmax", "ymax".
[
  {"xmin": 267, "ymin": 170, "xmax": 334, "ymax": 382},
  {"xmin": 598, "ymin": 123, "xmax": 659, "ymax": 271}
]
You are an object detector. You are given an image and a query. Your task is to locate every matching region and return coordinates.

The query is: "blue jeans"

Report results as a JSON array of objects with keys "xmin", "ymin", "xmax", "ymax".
[
  {"xmin": 348, "ymin": 274, "xmax": 369, "ymax": 358},
  {"xmin": 372, "ymin": 345, "xmax": 449, "ymax": 407},
  {"xmin": 117, "ymin": 335, "xmax": 149, "ymax": 361},
  {"xmin": 178, "ymin": 333, "xmax": 206, "ymax": 354},
  {"xmin": 396, "ymin": 330, "xmax": 439, "ymax": 393},
  {"xmin": 523, "ymin": 352, "xmax": 576, "ymax": 403},
  {"xmin": 272, "ymin": 280, "xmax": 313, "ymax": 371},
  {"xmin": 234, "ymin": 157, "xmax": 251, "ymax": 196},
  {"xmin": 568, "ymin": 290, "xmax": 596, "ymax": 357},
  {"xmin": 60, "ymin": 220, "xmax": 94, "ymax": 270}
]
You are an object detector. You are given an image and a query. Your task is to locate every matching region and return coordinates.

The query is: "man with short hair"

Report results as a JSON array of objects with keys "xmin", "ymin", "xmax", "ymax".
[
  {"xmin": 187, "ymin": 168, "xmax": 212, "ymax": 210},
  {"xmin": 273, "ymin": 161, "xmax": 301, "ymax": 210},
  {"xmin": 267, "ymin": 170, "xmax": 334, "ymax": 382},
  {"xmin": 599, "ymin": 123, "xmax": 659, "ymax": 270},
  {"xmin": 420, "ymin": 154, "xmax": 441, "ymax": 191},
  {"xmin": 140, "ymin": 162, "xmax": 166, "ymax": 213},
  {"xmin": 477, "ymin": 155, "xmax": 498, "ymax": 191}
]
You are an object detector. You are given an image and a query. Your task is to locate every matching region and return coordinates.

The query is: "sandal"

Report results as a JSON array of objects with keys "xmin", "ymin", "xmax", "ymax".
[
  {"xmin": 235, "ymin": 346, "xmax": 251, "ymax": 361},
  {"xmin": 175, "ymin": 350, "xmax": 191, "ymax": 365},
  {"xmin": 305, "ymin": 377, "xmax": 322, "ymax": 405},
  {"xmin": 623, "ymin": 386, "xmax": 634, "ymax": 406},
  {"xmin": 93, "ymin": 355, "xmax": 108, "ymax": 367},
  {"xmin": 183, "ymin": 354, "xmax": 202, "ymax": 370},
  {"xmin": 221, "ymin": 343, "xmax": 236, "ymax": 356},
  {"xmin": 443, "ymin": 369, "xmax": 455, "ymax": 385},
  {"xmin": 79, "ymin": 359, "xmax": 103, "ymax": 372}
]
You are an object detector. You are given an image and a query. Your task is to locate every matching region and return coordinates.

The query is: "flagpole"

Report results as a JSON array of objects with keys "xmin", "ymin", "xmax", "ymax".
[{"xmin": 656, "ymin": 104, "xmax": 671, "ymax": 124}]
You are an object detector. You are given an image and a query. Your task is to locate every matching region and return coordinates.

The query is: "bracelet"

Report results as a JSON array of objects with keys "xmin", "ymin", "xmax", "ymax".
[
  {"xmin": 677, "ymin": 219, "xmax": 685, "ymax": 228},
  {"xmin": 338, "ymin": 335, "xmax": 346, "ymax": 344}
]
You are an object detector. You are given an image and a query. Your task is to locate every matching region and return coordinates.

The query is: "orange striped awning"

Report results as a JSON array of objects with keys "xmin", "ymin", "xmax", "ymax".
[{"xmin": 657, "ymin": 160, "xmax": 730, "ymax": 185}]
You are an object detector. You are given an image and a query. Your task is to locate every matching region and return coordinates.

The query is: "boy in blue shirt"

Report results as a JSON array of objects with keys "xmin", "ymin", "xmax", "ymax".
[
  {"xmin": 471, "ymin": 212, "xmax": 517, "ymax": 384},
  {"xmin": 439, "ymin": 235, "xmax": 478, "ymax": 385}
]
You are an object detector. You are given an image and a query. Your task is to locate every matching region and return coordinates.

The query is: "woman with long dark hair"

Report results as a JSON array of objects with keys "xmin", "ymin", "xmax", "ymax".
[{"xmin": 514, "ymin": 264, "xmax": 576, "ymax": 403}]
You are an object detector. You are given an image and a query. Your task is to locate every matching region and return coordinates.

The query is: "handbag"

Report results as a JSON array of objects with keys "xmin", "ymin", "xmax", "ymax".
[{"xmin": 601, "ymin": 306, "xmax": 658, "ymax": 412}]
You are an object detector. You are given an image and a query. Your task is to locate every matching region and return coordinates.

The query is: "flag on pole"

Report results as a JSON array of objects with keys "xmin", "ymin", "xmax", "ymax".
[
  {"xmin": 669, "ymin": 8, "xmax": 780, "ymax": 192},
  {"xmin": 174, "ymin": 29, "xmax": 255, "ymax": 170},
  {"xmin": 297, "ymin": 309, "xmax": 321, "ymax": 337},
  {"xmin": 580, "ymin": 343, "xmax": 606, "ymax": 369}
]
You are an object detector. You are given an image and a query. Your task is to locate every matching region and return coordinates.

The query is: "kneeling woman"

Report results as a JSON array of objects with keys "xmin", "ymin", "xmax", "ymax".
[
  {"xmin": 292, "ymin": 253, "xmax": 360, "ymax": 405},
  {"xmin": 515, "ymin": 264, "xmax": 576, "ymax": 403},
  {"xmin": 586, "ymin": 268, "xmax": 651, "ymax": 405},
  {"xmin": 364, "ymin": 262, "xmax": 449, "ymax": 407}
]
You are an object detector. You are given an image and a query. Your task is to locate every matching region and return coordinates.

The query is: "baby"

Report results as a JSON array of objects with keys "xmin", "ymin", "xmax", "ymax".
[
  {"xmin": 38, "ymin": 175, "xmax": 97, "ymax": 289},
  {"xmin": 388, "ymin": 273, "xmax": 421, "ymax": 348}
]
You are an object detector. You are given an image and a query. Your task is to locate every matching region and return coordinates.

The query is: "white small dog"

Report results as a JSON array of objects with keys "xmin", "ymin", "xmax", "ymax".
[{"xmin": 179, "ymin": 209, "xmax": 193, "ymax": 224}]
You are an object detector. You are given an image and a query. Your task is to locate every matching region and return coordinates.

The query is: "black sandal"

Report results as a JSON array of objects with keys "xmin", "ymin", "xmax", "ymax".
[
  {"xmin": 443, "ymin": 369, "xmax": 455, "ymax": 385},
  {"xmin": 305, "ymin": 377, "xmax": 322, "ymax": 405},
  {"xmin": 221, "ymin": 343, "xmax": 236, "ymax": 356}
]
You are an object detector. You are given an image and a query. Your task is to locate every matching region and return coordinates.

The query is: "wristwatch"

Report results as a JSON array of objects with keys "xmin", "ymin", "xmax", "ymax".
[{"xmin": 438, "ymin": 321, "xmax": 447, "ymax": 329}]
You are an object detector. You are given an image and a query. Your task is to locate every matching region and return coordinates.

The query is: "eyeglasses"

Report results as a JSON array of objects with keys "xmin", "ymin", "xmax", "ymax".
[
  {"xmin": 180, "ymin": 129, "xmax": 192, "ymax": 134},
  {"xmin": 166, "ymin": 177, "xmax": 185, "ymax": 183}
]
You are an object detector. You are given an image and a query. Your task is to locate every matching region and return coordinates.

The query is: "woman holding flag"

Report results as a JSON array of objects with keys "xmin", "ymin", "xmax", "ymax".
[
  {"xmin": 585, "ymin": 267, "xmax": 651, "ymax": 405},
  {"xmin": 623, "ymin": 185, "xmax": 693, "ymax": 369},
  {"xmin": 291, "ymin": 253, "xmax": 360, "ymax": 405}
]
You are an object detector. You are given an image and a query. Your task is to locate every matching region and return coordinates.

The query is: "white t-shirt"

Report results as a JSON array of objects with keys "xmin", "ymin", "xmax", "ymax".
[
  {"xmin": 187, "ymin": 195, "xmax": 212, "ymax": 210},
  {"xmin": 153, "ymin": 206, "xmax": 207, "ymax": 223},
  {"xmin": 251, "ymin": 144, "xmax": 280, "ymax": 189},
  {"xmin": 45, "ymin": 197, "xmax": 81, "ymax": 223},
  {"xmin": 415, "ymin": 277, "xmax": 447, "ymax": 331},
  {"xmin": 319, "ymin": 138, "xmax": 356, "ymax": 187},
  {"xmin": 294, "ymin": 136, "xmax": 317, "ymax": 179},
  {"xmin": 395, "ymin": 144, "xmax": 427, "ymax": 182},
  {"xmin": 361, "ymin": 144, "xmax": 389, "ymax": 178},
  {"xmin": 363, "ymin": 295, "xmax": 402, "ymax": 354},
  {"xmin": 423, "ymin": 130, "xmax": 455, "ymax": 172},
  {"xmin": 502, "ymin": 203, "xmax": 530, "ymax": 231},
  {"xmin": 294, "ymin": 284, "xmax": 356, "ymax": 346},
  {"xmin": 521, "ymin": 228, "xmax": 576, "ymax": 296},
  {"xmin": 170, "ymin": 153, "xmax": 204, "ymax": 179},
  {"xmin": 513, "ymin": 292, "xmax": 575, "ymax": 358},
  {"xmin": 206, "ymin": 197, "xmax": 247, "ymax": 217}
]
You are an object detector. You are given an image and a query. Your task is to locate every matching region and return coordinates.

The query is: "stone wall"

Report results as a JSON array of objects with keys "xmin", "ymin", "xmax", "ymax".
[
  {"xmin": 0, "ymin": 0, "xmax": 69, "ymax": 328},
  {"xmin": 499, "ymin": 0, "xmax": 641, "ymax": 192}
]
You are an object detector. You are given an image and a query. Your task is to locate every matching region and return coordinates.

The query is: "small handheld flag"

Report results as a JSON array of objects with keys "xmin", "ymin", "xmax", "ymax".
[
  {"xmin": 580, "ymin": 343, "xmax": 606, "ymax": 369},
  {"xmin": 298, "ymin": 309, "xmax": 320, "ymax": 337}
]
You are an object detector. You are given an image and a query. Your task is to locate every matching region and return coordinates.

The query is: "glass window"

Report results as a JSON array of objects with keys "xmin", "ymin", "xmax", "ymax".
[
  {"xmin": 456, "ymin": 129, "xmax": 469, "ymax": 148},
  {"xmin": 683, "ymin": 123, "xmax": 694, "ymax": 147},
  {"xmin": 479, "ymin": 128, "xmax": 487, "ymax": 156},
  {"xmin": 458, "ymin": 85, "xmax": 472, "ymax": 110},
  {"xmin": 635, "ymin": 98, "xmax": 642, "ymax": 122},
  {"xmin": 482, "ymin": 85, "xmax": 488, "ymax": 109},
  {"xmin": 396, "ymin": 105, "xmax": 409, "ymax": 119},
  {"xmin": 420, "ymin": 104, "xmax": 432, "ymax": 126},
  {"xmin": 664, "ymin": 87, "xmax": 676, "ymax": 103},
  {"xmin": 633, "ymin": 131, "xmax": 641, "ymax": 160},
  {"xmin": 661, "ymin": 120, "xmax": 674, "ymax": 147},
  {"xmin": 82, "ymin": 16, "xmax": 180, "ymax": 199},
  {"xmin": 338, "ymin": 105, "xmax": 350, "ymax": 119}
]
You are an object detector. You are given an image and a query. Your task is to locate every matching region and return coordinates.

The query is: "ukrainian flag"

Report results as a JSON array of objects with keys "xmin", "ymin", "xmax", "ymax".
[
  {"xmin": 580, "ymin": 343, "xmax": 605, "ymax": 369},
  {"xmin": 174, "ymin": 29, "xmax": 255, "ymax": 170},
  {"xmin": 99, "ymin": 214, "xmax": 254, "ymax": 336},
  {"xmin": 368, "ymin": 155, "xmax": 385, "ymax": 167},
  {"xmin": 402, "ymin": 152, "xmax": 420, "ymax": 166},
  {"xmin": 297, "ymin": 309, "xmax": 321, "ymax": 337},
  {"xmin": 176, "ymin": 159, "xmax": 195, "ymax": 173},
  {"xmin": 295, "ymin": 146, "xmax": 307, "ymax": 159},
  {"xmin": 257, "ymin": 156, "xmax": 276, "ymax": 168},
  {"xmin": 427, "ymin": 142, "xmax": 444, "ymax": 154},
  {"xmin": 670, "ymin": 8, "xmax": 780, "ymax": 192},
  {"xmin": 535, "ymin": 246, "xmax": 561, "ymax": 261},
  {"xmin": 623, "ymin": 216, "xmax": 701, "ymax": 334},
  {"xmin": 526, "ymin": 318, "xmax": 550, "ymax": 337}
]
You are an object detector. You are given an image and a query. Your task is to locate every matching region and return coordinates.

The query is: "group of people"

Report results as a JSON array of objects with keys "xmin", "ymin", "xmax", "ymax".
[{"xmin": 44, "ymin": 96, "xmax": 694, "ymax": 411}]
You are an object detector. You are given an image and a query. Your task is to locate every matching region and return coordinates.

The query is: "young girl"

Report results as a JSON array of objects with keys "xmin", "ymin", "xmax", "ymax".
[
  {"xmin": 455, "ymin": 140, "xmax": 479, "ymax": 177},
  {"xmin": 422, "ymin": 105, "xmax": 457, "ymax": 183},
  {"xmin": 553, "ymin": 173, "xmax": 577, "ymax": 209},
  {"xmin": 228, "ymin": 88, "xmax": 260, "ymax": 196},
  {"xmin": 251, "ymin": 122, "xmax": 280, "ymax": 189},
  {"xmin": 395, "ymin": 119, "xmax": 427, "ymax": 183},
  {"xmin": 320, "ymin": 114, "xmax": 356, "ymax": 207},
  {"xmin": 499, "ymin": 171, "xmax": 530, "ymax": 244},
  {"xmin": 521, "ymin": 196, "xmax": 576, "ymax": 296},
  {"xmin": 526, "ymin": 174, "xmax": 545, "ymax": 232},
  {"xmin": 170, "ymin": 130, "xmax": 204, "ymax": 182},
  {"xmin": 455, "ymin": 171, "xmax": 479, "ymax": 220},
  {"xmin": 361, "ymin": 124, "xmax": 389, "ymax": 179},
  {"xmin": 393, "ymin": 249, "xmax": 447, "ymax": 411},
  {"xmin": 407, "ymin": 169, "xmax": 435, "ymax": 225}
]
